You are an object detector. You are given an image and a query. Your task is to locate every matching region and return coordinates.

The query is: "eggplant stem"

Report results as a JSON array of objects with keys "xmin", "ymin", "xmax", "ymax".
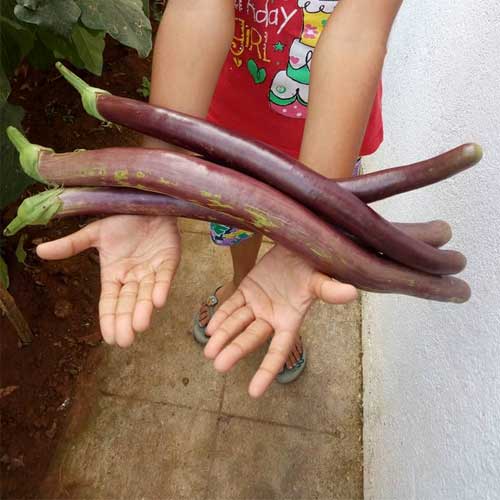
[
  {"xmin": 55, "ymin": 62, "xmax": 109, "ymax": 121},
  {"xmin": 6, "ymin": 127, "xmax": 52, "ymax": 184},
  {"xmin": 4, "ymin": 189, "xmax": 64, "ymax": 236}
]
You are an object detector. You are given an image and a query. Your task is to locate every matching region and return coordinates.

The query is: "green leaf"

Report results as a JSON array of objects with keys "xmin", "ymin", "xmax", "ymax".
[
  {"xmin": 0, "ymin": 0, "xmax": 17, "ymax": 20},
  {"xmin": 38, "ymin": 29, "xmax": 85, "ymax": 69},
  {"xmin": 0, "ymin": 103, "xmax": 34, "ymax": 209},
  {"xmin": 136, "ymin": 75, "xmax": 150, "ymax": 97},
  {"xmin": 15, "ymin": 233, "xmax": 27, "ymax": 264},
  {"xmin": 75, "ymin": 0, "xmax": 152, "ymax": 57},
  {"xmin": 0, "ymin": 256, "xmax": 9, "ymax": 289},
  {"xmin": 14, "ymin": 0, "xmax": 81, "ymax": 38},
  {"xmin": 0, "ymin": 66, "xmax": 10, "ymax": 106},
  {"xmin": 26, "ymin": 34, "xmax": 56, "ymax": 69},
  {"xmin": 71, "ymin": 24, "xmax": 105, "ymax": 75},
  {"xmin": 0, "ymin": 15, "xmax": 35, "ymax": 76}
]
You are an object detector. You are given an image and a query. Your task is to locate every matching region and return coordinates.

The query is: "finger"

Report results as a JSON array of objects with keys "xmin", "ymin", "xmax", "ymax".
[
  {"xmin": 132, "ymin": 273, "xmax": 155, "ymax": 333},
  {"xmin": 312, "ymin": 274, "xmax": 358, "ymax": 304},
  {"xmin": 152, "ymin": 261, "xmax": 177, "ymax": 309},
  {"xmin": 204, "ymin": 306, "xmax": 255, "ymax": 359},
  {"xmin": 204, "ymin": 304, "xmax": 254, "ymax": 343},
  {"xmin": 248, "ymin": 331, "xmax": 297, "ymax": 398},
  {"xmin": 212, "ymin": 319, "xmax": 273, "ymax": 373},
  {"xmin": 206, "ymin": 289, "xmax": 246, "ymax": 335},
  {"xmin": 114, "ymin": 281, "xmax": 139, "ymax": 348},
  {"xmin": 36, "ymin": 223, "xmax": 98, "ymax": 260},
  {"xmin": 99, "ymin": 280, "xmax": 120, "ymax": 345}
]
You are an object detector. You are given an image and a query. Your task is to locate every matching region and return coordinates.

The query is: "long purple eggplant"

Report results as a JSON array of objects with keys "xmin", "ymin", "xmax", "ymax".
[
  {"xmin": 7, "ymin": 127, "xmax": 470, "ymax": 302},
  {"xmin": 336, "ymin": 144, "xmax": 482, "ymax": 203},
  {"xmin": 3, "ymin": 188, "xmax": 254, "ymax": 236},
  {"xmin": 4, "ymin": 187, "xmax": 452, "ymax": 248},
  {"xmin": 55, "ymin": 64, "xmax": 482, "ymax": 204},
  {"xmin": 55, "ymin": 63, "xmax": 470, "ymax": 276}
]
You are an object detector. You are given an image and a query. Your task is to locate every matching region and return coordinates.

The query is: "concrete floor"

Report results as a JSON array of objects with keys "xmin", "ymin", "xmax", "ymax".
[{"xmin": 41, "ymin": 220, "xmax": 363, "ymax": 500}]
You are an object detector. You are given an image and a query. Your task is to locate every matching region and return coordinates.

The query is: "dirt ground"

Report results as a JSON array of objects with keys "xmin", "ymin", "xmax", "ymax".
[{"xmin": 1, "ymin": 35, "xmax": 154, "ymax": 499}]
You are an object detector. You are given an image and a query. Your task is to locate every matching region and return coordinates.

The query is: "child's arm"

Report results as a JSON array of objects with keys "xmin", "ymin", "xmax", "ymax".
[
  {"xmin": 300, "ymin": 0, "xmax": 403, "ymax": 178},
  {"xmin": 144, "ymin": 0, "xmax": 234, "ymax": 148}
]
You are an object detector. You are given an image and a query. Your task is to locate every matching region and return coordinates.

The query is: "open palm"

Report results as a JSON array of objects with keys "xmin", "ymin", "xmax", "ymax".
[
  {"xmin": 204, "ymin": 245, "xmax": 358, "ymax": 398},
  {"xmin": 37, "ymin": 215, "xmax": 181, "ymax": 347}
]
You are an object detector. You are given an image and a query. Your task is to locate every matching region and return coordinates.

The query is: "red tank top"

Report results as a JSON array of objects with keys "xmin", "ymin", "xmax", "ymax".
[{"xmin": 208, "ymin": 0, "xmax": 383, "ymax": 159}]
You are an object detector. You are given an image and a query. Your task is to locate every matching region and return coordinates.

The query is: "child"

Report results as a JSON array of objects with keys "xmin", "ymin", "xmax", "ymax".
[
  {"xmin": 182, "ymin": 0, "xmax": 397, "ymax": 384},
  {"xmin": 37, "ymin": 0, "xmax": 402, "ymax": 397}
]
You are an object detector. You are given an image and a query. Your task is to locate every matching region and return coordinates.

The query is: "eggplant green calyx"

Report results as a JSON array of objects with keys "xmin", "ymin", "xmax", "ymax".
[
  {"xmin": 6, "ymin": 127, "xmax": 52, "ymax": 183},
  {"xmin": 4, "ymin": 189, "xmax": 64, "ymax": 236},
  {"xmin": 56, "ymin": 62, "xmax": 110, "ymax": 122}
]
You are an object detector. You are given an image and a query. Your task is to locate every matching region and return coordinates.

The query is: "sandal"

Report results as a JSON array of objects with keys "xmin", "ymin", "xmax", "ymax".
[
  {"xmin": 193, "ymin": 286, "xmax": 223, "ymax": 345},
  {"xmin": 275, "ymin": 340, "xmax": 307, "ymax": 384}
]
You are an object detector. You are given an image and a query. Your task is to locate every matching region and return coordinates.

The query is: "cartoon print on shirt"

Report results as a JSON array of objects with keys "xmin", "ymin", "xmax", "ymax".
[
  {"xmin": 269, "ymin": 0, "xmax": 339, "ymax": 118},
  {"xmin": 229, "ymin": 1, "xmax": 339, "ymax": 110}
]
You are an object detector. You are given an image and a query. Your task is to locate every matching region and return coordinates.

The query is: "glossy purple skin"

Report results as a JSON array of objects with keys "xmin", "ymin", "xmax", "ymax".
[
  {"xmin": 39, "ymin": 148, "xmax": 470, "ymax": 302},
  {"xmin": 59, "ymin": 188, "xmax": 452, "ymax": 248},
  {"xmin": 94, "ymin": 95, "xmax": 466, "ymax": 276},
  {"xmin": 336, "ymin": 144, "xmax": 480, "ymax": 203},
  {"xmin": 60, "ymin": 187, "xmax": 253, "ymax": 230}
]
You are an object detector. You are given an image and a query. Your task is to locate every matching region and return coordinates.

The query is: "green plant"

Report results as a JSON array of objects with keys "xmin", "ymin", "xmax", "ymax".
[
  {"xmin": 0, "ymin": 252, "xmax": 9, "ymax": 288},
  {"xmin": 151, "ymin": 0, "xmax": 166, "ymax": 22},
  {"xmin": 0, "ymin": 0, "xmax": 153, "ymax": 211},
  {"xmin": 0, "ymin": 101, "xmax": 32, "ymax": 210},
  {"xmin": 1, "ymin": 0, "xmax": 152, "ymax": 99},
  {"xmin": 136, "ymin": 75, "xmax": 151, "ymax": 98}
]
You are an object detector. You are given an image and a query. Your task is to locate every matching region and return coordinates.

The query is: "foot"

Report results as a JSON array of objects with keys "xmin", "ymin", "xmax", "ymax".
[
  {"xmin": 284, "ymin": 336, "xmax": 304, "ymax": 370},
  {"xmin": 197, "ymin": 282, "xmax": 237, "ymax": 331},
  {"xmin": 276, "ymin": 335, "xmax": 306, "ymax": 384}
]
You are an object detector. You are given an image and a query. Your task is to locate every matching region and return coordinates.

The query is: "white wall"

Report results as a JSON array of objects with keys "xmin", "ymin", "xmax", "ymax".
[{"xmin": 362, "ymin": 1, "xmax": 500, "ymax": 498}]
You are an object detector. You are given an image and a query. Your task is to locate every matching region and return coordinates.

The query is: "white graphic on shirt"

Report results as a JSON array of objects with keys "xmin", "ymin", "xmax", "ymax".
[{"xmin": 269, "ymin": 0, "xmax": 339, "ymax": 119}]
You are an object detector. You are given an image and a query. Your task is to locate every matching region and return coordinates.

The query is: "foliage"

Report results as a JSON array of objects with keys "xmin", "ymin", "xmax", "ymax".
[
  {"xmin": 0, "ymin": 0, "xmax": 152, "ymax": 211},
  {"xmin": 0, "ymin": 255, "xmax": 9, "ymax": 288},
  {"xmin": 151, "ymin": 0, "xmax": 167, "ymax": 22},
  {"xmin": 136, "ymin": 75, "xmax": 151, "ymax": 98},
  {"xmin": 15, "ymin": 234, "xmax": 28, "ymax": 264},
  {"xmin": 1, "ymin": 0, "xmax": 151, "ymax": 88},
  {"xmin": 0, "ymin": 102, "xmax": 32, "ymax": 210}
]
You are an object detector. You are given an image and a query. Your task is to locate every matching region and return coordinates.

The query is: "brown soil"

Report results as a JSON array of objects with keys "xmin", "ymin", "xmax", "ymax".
[{"xmin": 1, "ymin": 35, "xmax": 154, "ymax": 499}]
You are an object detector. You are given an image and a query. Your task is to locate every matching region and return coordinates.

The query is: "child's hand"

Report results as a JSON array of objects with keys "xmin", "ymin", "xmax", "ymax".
[
  {"xmin": 204, "ymin": 245, "xmax": 358, "ymax": 398},
  {"xmin": 36, "ymin": 215, "xmax": 181, "ymax": 347}
]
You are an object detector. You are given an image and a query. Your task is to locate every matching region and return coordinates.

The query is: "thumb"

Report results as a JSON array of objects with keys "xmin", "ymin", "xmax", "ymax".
[
  {"xmin": 311, "ymin": 272, "xmax": 358, "ymax": 305},
  {"xmin": 36, "ymin": 222, "xmax": 98, "ymax": 260}
]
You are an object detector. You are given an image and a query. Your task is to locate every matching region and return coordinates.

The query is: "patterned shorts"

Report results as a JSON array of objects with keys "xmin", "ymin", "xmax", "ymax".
[{"xmin": 209, "ymin": 158, "xmax": 363, "ymax": 247}]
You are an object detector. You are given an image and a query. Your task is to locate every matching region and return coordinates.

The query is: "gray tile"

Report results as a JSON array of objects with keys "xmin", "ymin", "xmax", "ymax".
[
  {"xmin": 179, "ymin": 217, "xmax": 211, "ymax": 235},
  {"xmin": 206, "ymin": 417, "xmax": 362, "ymax": 500},
  {"xmin": 222, "ymin": 301, "xmax": 362, "ymax": 435},
  {"xmin": 42, "ymin": 397, "xmax": 217, "ymax": 500}
]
